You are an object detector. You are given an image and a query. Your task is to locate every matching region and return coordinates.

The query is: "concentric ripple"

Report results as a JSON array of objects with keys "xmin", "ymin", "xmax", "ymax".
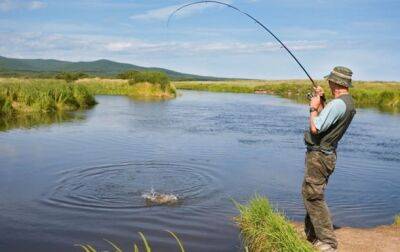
[{"xmin": 41, "ymin": 161, "xmax": 221, "ymax": 211}]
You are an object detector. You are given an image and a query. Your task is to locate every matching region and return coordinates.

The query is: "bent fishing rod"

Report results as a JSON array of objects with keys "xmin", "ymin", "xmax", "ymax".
[{"xmin": 167, "ymin": 0, "xmax": 317, "ymax": 90}]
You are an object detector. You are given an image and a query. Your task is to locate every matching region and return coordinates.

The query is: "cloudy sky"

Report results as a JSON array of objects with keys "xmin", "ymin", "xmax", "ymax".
[{"xmin": 0, "ymin": 0, "xmax": 399, "ymax": 80}]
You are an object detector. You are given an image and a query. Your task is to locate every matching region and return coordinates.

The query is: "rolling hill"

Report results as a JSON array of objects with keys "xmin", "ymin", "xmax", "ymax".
[{"xmin": 0, "ymin": 55, "xmax": 220, "ymax": 80}]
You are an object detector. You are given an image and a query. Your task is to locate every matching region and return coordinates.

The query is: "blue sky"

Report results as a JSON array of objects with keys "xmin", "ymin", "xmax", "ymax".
[{"xmin": 0, "ymin": 0, "xmax": 399, "ymax": 80}]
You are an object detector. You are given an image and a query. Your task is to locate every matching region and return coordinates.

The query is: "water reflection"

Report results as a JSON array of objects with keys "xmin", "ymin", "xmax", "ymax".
[{"xmin": 0, "ymin": 111, "xmax": 86, "ymax": 132}]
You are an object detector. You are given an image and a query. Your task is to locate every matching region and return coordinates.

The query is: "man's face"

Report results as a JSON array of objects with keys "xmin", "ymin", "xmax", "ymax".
[{"xmin": 328, "ymin": 81, "xmax": 336, "ymax": 96}]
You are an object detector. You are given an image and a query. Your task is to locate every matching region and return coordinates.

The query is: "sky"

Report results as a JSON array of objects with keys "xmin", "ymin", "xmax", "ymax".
[{"xmin": 0, "ymin": 0, "xmax": 399, "ymax": 80}]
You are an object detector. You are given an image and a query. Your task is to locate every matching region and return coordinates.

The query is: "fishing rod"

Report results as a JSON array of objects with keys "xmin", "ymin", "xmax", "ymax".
[{"xmin": 167, "ymin": 0, "xmax": 317, "ymax": 89}]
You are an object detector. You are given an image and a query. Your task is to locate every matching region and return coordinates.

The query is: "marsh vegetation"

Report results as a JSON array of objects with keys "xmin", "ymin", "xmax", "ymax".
[
  {"xmin": 0, "ymin": 78, "xmax": 96, "ymax": 116},
  {"xmin": 78, "ymin": 77, "xmax": 177, "ymax": 99},
  {"xmin": 0, "ymin": 71, "xmax": 176, "ymax": 117}
]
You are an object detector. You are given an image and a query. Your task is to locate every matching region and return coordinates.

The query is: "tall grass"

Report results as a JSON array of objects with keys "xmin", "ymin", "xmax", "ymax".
[
  {"xmin": 75, "ymin": 231, "xmax": 185, "ymax": 252},
  {"xmin": 235, "ymin": 195, "xmax": 315, "ymax": 252},
  {"xmin": 78, "ymin": 78, "xmax": 177, "ymax": 99},
  {"xmin": 174, "ymin": 80, "xmax": 400, "ymax": 113},
  {"xmin": 0, "ymin": 78, "xmax": 96, "ymax": 115}
]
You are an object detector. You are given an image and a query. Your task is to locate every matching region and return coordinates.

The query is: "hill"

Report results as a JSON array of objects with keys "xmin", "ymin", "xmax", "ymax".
[{"xmin": 0, "ymin": 55, "xmax": 221, "ymax": 81}]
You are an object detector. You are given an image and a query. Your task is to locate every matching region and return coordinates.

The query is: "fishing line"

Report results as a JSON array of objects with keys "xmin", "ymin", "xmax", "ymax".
[{"xmin": 167, "ymin": 0, "xmax": 317, "ymax": 88}]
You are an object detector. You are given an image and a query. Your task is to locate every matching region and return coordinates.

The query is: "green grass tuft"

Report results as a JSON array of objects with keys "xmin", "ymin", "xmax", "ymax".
[
  {"xmin": 103, "ymin": 239, "xmax": 123, "ymax": 252},
  {"xmin": 167, "ymin": 230, "xmax": 185, "ymax": 252},
  {"xmin": 138, "ymin": 232, "xmax": 152, "ymax": 252},
  {"xmin": 76, "ymin": 231, "xmax": 184, "ymax": 252},
  {"xmin": 235, "ymin": 195, "xmax": 315, "ymax": 252},
  {"xmin": 394, "ymin": 214, "xmax": 400, "ymax": 226}
]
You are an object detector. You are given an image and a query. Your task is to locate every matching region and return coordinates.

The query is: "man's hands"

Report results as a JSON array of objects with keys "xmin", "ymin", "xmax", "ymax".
[
  {"xmin": 310, "ymin": 96, "xmax": 321, "ymax": 110},
  {"xmin": 314, "ymin": 86, "xmax": 324, "ymax": 97},
  {"xmin": 310, "ymin": 86, "xmax": 325, "ymax": 110},
  {"xmin": 309, "ymin": 86, "xmax": 324, "ymax": 135}
]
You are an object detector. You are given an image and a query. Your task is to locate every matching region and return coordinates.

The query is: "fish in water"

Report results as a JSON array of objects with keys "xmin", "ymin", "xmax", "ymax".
[{"xmin": 142, "ymin": 189, "xmax": 179, "ymax": 205}]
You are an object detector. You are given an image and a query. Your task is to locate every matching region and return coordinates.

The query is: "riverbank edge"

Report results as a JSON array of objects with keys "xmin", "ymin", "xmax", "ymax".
[
  {"xmin": 235, "ymin": 195, "xmax": 400, "ymax": 252},
  {"xmin": 174, "ymin": 80, "xmax": 400, "ymax": 113}
]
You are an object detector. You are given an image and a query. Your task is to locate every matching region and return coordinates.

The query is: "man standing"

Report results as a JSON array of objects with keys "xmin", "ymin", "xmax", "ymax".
[{"xmin": 302, "ymin": 66, "xmax": 356, "ymax": 252}]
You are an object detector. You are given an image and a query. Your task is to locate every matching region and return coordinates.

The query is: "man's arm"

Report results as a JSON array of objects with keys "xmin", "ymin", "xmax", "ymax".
[
  {"xmin": 310, "ymin": 99, "xmax": 347, "ymax": 135},
  {"xmin": 309, "ymin": 96, "xmax": 321, "ymax": 135},
  {"xmin": 309, "ymin": 86, "xmax": 325, "ymax": 135}
]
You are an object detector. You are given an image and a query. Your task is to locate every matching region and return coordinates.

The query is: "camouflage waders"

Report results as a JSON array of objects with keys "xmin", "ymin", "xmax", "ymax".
[{"xmin": 302, "ymin": 150, "xmax": 338, "ymax": 248}]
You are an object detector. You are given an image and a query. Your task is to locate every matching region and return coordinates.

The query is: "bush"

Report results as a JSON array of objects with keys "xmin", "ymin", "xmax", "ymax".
[
  {"xmin": 117, "ymin": 70, "xmax": 170, "ymax": 90},
  {"xmin": 55, "ymin": 72, "xmax": 88, "ymax": 83},
  {"xmin": 117, "ymin": 70, "xmax": 141, "ymax": 80}
]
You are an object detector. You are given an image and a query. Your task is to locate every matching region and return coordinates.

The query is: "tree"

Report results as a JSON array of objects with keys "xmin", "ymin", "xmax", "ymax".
[{"xmin": 55, "ymin": 72, "xmax": 88, "ymax": 83}]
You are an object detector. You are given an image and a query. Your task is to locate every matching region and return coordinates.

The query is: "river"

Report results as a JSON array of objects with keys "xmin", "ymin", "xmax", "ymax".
[{"xmin": 0, "ymin": 91, "xmax": 399, "ymax": 251}]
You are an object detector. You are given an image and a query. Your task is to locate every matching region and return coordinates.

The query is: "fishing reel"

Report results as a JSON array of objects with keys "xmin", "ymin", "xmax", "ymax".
[
  {"xmin": 306, "ymin": 92, "xmax": 326, "ymax": 102},
  {"xmin": 306, "ymin": 92, "xmax": 314, "ymax": 100}
]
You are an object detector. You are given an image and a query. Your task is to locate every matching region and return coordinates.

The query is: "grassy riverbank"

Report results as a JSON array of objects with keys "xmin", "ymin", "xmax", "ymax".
[
  {"xmin": 174, "ymin": 80, "xmax": 400, "ymax": 113},
  {"xmin": 235, "ymin": 196, "xmax": 315, "ymax": 252},
  {"xmin": 0, "ymin": 76, "xmax": 177, "ymax": 115},
  {"xmin": 236, "ymin": 197, "xmax": 400, "ymax": 252},
  {"xmin": 78, "ymin": 78, "xmax": 177, "ymax": 99},
  {"xmin": 0, "ymin": 78, "xmax": 96, "ymax": 116}
]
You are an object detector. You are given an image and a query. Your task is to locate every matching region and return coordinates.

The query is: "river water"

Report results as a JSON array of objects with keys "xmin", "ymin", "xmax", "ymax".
[{"xmin": 0, "ymin": 91, "xmax": 399, "ymax": 251}]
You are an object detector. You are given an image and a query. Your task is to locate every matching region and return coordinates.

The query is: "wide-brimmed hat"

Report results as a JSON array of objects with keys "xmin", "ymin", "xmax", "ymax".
[{"xmin": 324, "ymin": 66, "xmax": 353, "ymax": 87}]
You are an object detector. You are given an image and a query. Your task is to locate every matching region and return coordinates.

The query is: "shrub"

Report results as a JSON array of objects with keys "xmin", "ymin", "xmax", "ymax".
[
  {"xmin": 117, "ymin": 71, "xmax": 170, "ymax": 89},
  {"xmin": 55, "ymin": 72, "xmax": 88, "ymax": 83}
]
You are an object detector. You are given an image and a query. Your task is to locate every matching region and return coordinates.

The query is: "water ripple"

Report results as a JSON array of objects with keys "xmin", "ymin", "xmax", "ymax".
[{"xmin": 40, "ymin": 161, "xmax": 222, "ymax": 211}]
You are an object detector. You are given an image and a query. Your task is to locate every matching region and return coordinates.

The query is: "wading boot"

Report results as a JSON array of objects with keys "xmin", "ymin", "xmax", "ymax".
[{"xmin": 314, "ymin": 240, "xmax": 337, "ymax": 252}]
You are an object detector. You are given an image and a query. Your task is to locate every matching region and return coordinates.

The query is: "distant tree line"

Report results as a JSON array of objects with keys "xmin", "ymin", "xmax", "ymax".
[{"xmin": 0, "ymin": 71, "xmax": 90, "ymax": 80}]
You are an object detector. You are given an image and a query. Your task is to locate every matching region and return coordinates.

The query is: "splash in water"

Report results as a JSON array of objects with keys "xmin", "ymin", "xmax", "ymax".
[{"xmin": 142, "ymin": 188, "xmax": 179, "ymax": 206}]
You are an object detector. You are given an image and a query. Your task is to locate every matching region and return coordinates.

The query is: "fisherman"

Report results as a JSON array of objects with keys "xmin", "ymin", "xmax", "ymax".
[{"xmin": 302, "ymin": 66, "xmax": 356, "ymax": 252}]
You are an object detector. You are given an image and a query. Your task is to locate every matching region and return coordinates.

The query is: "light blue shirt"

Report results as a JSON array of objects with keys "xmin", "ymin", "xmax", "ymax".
[{"xmin": 313, "ymin": 99, "xmax": 346, "ymax": 133}]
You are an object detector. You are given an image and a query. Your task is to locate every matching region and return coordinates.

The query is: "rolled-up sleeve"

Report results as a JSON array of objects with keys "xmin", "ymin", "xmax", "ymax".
[{"xmin": 313, "ymin": 99, "xmax": 346, "ymax": 133}]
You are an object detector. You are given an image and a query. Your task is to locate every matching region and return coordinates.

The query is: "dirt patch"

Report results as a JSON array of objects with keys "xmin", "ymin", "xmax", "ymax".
[{"xmin": 293, "ymin": 222, "xmax": 400, "ymax": 252}]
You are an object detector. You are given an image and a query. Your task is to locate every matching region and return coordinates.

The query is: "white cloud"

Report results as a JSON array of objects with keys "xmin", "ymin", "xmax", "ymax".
[
  {"xmin": 0, "ymin": 0, "xmax": 46, "ymax": 11},
  {"xmin": 29, "ymin": 1, "xmax": 46, "ymax": 10},
  {"xmin": 130, "ymin": 1, "xmax": 232, "ymax": 22},
  {"xmin": 0, "ymin": 31, "xmax": 328, "ymax": 59},
  {"xmin": 130, "ymin": 5, "xmax": 181, "ymax": 21},
  {"xmin": 105, "ymin": 42, "xmax": 133, "ymax": 52},
  {"xmin": 103, "ymin": 39, "xmax": 327, "ymax": 55}
]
